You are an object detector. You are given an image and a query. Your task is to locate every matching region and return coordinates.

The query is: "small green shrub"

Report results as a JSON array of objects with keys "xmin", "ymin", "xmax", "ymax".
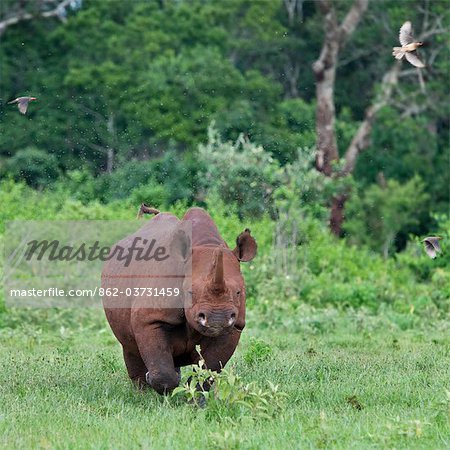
[
  {"xmin": 5, "ymin": 147, "xmax": 60, "ymax": 189},
  {"xmin": 244, "ymin": 337, "xmax": 273, "ymax": 365},
  {"xmin": 172, "ymin": 351, "xmax": 286, "ymax": 420},
  {"xmin": 345, "ymin": 175, "xmax": 430, "ymax": 257}
]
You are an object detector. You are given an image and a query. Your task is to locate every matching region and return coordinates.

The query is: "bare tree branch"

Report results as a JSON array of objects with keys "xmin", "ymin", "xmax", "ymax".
[
  {"xmin": 284, "ymin": 0, "xmax": 297, "ymax": 26},
  {"xmin": 340, "ymin": 61, "xmax": 401, "ymax": 177},
  {"xmin": 337, "ymin": 47, "xmax": 374, "ymax": 68},
  {"xmin": 75, "ymin": 104, "xmax": 118, "ymax": 173},
  {"xmin": 338, "ymin": 0, "xmax": 369, "ymax": 47},
  {"xmin": 0, "ymin": 0, "xmax": 72, "ymax": 36},
  {"xmin": 420, "ymin": 0, "xmax": 430, "ymax": 34}
]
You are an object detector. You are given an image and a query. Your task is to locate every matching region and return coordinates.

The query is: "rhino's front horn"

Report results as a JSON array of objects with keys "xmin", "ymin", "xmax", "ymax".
[{"xmin": 210, "ymin": 247, "xmax": 225, "ymax": 292}]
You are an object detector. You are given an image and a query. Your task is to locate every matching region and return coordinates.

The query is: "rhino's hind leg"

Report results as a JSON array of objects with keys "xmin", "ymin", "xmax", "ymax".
[{"xmin": 123, "ymin": 349, "xmax": 148, "ymax": 389}]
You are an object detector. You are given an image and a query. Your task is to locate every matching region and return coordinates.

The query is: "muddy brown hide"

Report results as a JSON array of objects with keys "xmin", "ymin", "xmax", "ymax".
[{"xmin": 102, "ymin": 207, "xmax": 256, "ymax": 394}]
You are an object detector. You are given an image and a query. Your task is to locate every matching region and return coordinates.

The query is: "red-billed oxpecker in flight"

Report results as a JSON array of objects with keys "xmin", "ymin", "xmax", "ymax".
[
  {"xmin": 8, "ymin": 96, "xmax": 37, "ymax": 114},
  {"xmin": 422, "ymin": 237, "xmax": 443, "ymax": 259},
  {"xmin": 392, "ymin": 21, "xmax": 425, "ymax": 68}
]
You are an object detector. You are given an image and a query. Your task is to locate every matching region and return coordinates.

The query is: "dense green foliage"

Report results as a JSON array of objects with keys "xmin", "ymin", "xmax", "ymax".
[
  {"xmin": 1, "ymin": 178, "xmax": 448, "ymax": 323},
  {"xmin": 1, "ymin": 0, "xmax": 448, "ymax": 251}
]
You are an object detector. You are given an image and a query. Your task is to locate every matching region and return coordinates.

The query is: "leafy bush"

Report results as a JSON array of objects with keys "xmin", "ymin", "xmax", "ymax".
[
  {"xmin": 99, "ymin": 160, "xmax": 157, "ymax": 201},
  {"xmin": 357, "ymin": 107, "xmax": 439, "ymax": 187},
  {"xmin": 278, "ymin": 99, "xmax": 316, "ymax": 151},
  {"xmin": 172, "ymin": 352, "xmax": 286, "ymax": 420},
  {"xmin": 52, "ymin": 151, "xmax": 196, "ymax": 207},
  {"xmin": 273, "ymin": 146, "xmax": 331, "ymax": 233},
  {"xmin": 345, "ymin": 175, "xmax": 430, "ymax": 257},
  {"xmin": 244, "ymin": 337, "xmax": 273, "ymax": 365},
  {"xmin": 198, "ymin": 124, "xmax": 283, "ymax": 218},
  {"xmin": 4, "ymin": 147, "xmax": 60, "ymax": 189},
  {"xmin": 198, "ymin": 126, "xmax": 330, "ymax": 221}
]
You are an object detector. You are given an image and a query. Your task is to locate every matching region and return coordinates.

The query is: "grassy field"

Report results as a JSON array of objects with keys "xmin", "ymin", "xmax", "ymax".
[{"xmin": 0, "ymin": 308, "xmax": 449, "ymax": 450}]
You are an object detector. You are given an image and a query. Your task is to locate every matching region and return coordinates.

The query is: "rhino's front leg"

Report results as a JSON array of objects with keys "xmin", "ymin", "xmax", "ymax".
[
  {"xmin": 199, "ymin": 328, "xmax": 242, "ymax": 371},
  {"xmin": 145, "ymin": 367, "xmax": 181, "ymax": 387},
  {"xmin": 195, "ymin": 328, "xmax": 242, "ymax": 394},
  {"xmin": 133, "ymin": 323, "xmax": 180, "ymax": 395}
]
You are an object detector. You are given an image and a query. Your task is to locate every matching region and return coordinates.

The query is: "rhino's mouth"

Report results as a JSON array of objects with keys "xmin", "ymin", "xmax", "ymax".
[{"xmin": 197, "ymin": 324, "xmax": 233, "ymax": 337}]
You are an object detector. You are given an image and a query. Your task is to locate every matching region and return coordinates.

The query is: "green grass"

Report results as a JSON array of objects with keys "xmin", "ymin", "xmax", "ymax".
[{"xmin": 0, "ymin": 309, "xmax": 449, "ymax": 449}]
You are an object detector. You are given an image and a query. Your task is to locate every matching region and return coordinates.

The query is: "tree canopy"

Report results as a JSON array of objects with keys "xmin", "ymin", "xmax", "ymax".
[{"xmin": 0, "ymin": 0, "xmax": 448, "ymax": 252}]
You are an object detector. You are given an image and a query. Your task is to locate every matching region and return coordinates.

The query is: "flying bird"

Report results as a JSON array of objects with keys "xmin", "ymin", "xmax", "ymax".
[
  {"xmin": 422, "ymin": 236, "xmax": 442, "ymax": 259},
  {"xmin": 8, "ymin": 96, "xmax": 37, "ymax": 114},
  {"xmin": 392, "ymin": 21, "xmax": 425, "ymax": 68}
]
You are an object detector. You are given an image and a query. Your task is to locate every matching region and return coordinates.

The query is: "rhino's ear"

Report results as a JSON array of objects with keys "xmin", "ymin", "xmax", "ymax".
[
  {"xmin": 170, "ymin": 229, "xmax": 191, "ymax": 262},
  {"xmin": 233, "ymin": 228, "xmax": 257, "ymax": 262}
]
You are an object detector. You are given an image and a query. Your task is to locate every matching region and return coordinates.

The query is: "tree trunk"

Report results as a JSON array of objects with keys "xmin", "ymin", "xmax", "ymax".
[
  {"xmin": 312, "ymin": 0, "xmax": 378, "ymax": 236},
  {"xmin": 312, "ymin": 0, "xmax": 369, "ymax": 179},
  {"xmin": 106, "ymin": 113, "xmax": 116, "ymax": 173},
  {"xmin": 329, "ymin": 193, "xmax": 348, "ymax": 237},
  {"xmin": 283, "ymin": 0, "xmax": 298, "ymax": 26},
  {"xmin": 327, "ymin": 63, "xmax": 401, "ymax": 236},
  {"xmin": 284, "ymin": 62, "xmax": 300, "ymax": 99},
  {"xmin": 312, "ymin": 2, "xmax": 340, "ymax": 176},
  {"xmin": 106, "ymin": 148, "xmax": 114, "ymax": 174}
]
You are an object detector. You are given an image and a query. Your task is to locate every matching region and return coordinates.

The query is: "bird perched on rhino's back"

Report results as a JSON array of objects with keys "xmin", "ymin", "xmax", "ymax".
[
  {"xmin": 422, "ymin": 236, "xmax": 442, "ymax": 259},
  {"xmin": 136, "ymin": 203, "xmax": 160, "ymax": 219},
  {"xmin": 392, "ymin": 21, "xmax": 425, "ymax": 68},
  {"xmin": 8, "ymin": 96, "xmax": 37, "ymax": 114}
]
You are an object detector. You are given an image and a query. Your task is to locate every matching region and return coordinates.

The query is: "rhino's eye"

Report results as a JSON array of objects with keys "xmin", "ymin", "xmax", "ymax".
[
  {"xmin": 187, "ymin": 290, "xmax": 193, "ymax": 297},
  {"xmin": 236, "ymin": 290, "xmax": 241, "ymax": 296}
]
